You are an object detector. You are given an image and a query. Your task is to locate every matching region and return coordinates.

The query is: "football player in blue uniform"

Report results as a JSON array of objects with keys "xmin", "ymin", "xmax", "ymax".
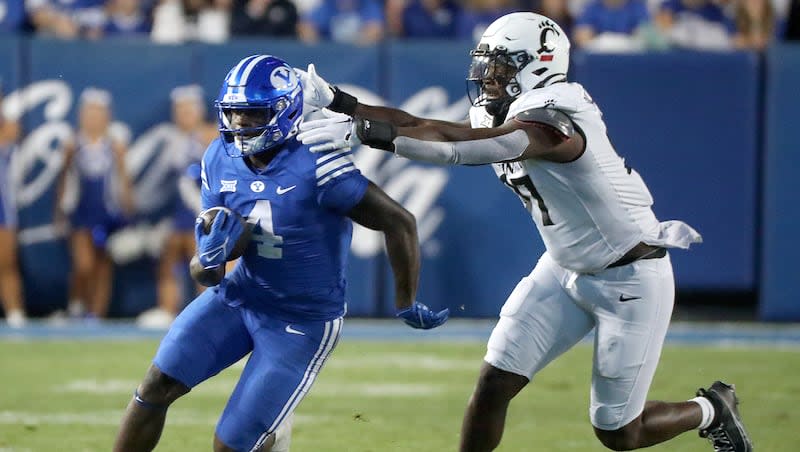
[{"xmin": 113, "ymin": 54, "xmax": 449, "ymax": 452}]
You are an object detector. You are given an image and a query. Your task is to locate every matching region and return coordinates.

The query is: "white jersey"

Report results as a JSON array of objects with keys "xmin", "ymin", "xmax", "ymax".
[{"xmin": 469, "ymin": 82, "xmax": 701, "ymax": 273}]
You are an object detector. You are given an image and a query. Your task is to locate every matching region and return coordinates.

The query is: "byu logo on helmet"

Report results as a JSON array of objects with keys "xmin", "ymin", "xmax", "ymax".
[
  {"xmin": 270, "ymin": 67, "xmax": 297, "ymax": 90},
  {"xmin": 215, "ymin": 54, "xmax": 304, "ymax": 158}
]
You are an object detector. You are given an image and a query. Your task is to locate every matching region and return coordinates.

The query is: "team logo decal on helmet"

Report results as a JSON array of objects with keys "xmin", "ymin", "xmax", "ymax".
[
  {"xmin": 537, "ymin": 20, "xmax": 560, "ymax": 58},
  {"xmin": 269, "ymin": 66, "xmax": 297, "ymax": 90}
]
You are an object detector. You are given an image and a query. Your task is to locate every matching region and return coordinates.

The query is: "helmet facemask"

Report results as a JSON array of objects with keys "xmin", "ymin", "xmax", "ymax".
[
  {"xmin": 467, "ymin": 44, "xmax": 531, "ymax": 108},
  {"xmin": 217, "ymin": 96, "xmax": 295, "ymax": 157}
]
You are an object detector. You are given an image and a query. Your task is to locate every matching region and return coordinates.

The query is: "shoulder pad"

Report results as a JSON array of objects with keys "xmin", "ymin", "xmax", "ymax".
[
  {"xmin": 514, "ymin": 108, "xmax": 575, "ymax": 138},
  {"xmin": 508, "ymin": 83, "xmax": 591, "ymax": 117}
]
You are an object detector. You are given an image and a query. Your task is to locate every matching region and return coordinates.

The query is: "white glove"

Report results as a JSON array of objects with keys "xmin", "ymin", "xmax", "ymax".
[
  {"xmin": 294, "ymin": 63, "xmax": 335, "ymax": 110},
  {"xmin": 297, "ymin": 111, "xmax": 360, "ymax": 153}
]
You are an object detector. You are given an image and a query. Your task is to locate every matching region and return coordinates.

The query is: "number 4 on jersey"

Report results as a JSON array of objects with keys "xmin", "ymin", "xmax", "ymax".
[{"xmin": 247, "ymin": 200, "xmax": 284, "ymax": 259}]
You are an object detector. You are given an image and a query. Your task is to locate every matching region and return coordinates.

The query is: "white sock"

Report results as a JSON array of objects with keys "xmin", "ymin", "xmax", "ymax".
[
  {"xmin": 6, "ymin": 309, "xmax": 26, "ymax": 328},
  {"xmin": 690, "ymin": 396, "xmax": 716, "ymax": 430},
  {"xmin": 68, "ymin": 300, "xmax": 85, "ymax": 316}
]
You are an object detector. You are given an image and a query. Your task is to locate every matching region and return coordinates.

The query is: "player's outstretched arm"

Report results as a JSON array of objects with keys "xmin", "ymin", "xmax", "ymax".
[
  {"xmin": 295, "ymin": 63, "xmax": 582, "ymax": 164},
  {"xmin": 296, "ymin": 63, "xmax": 469, "ymax": 130},
  {"xmin": 299, "ymin": 109, "xmax": 585, "ymax": 164},
  {"xmin": 346, "ymin": 182, "xmax": 448, "ymax": 329}
]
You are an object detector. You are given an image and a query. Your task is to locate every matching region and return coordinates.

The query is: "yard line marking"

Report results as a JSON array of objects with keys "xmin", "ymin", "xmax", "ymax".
[
  {"xmin": 0, "ymin": 410, "xmax": 323, "ymax": 426},
  {"xmin": 54, "ymin": 379, "xmax": 238, "ymax": 396},
  {"xmin": 55, "ymin": 379, "xmax": 448, "ymax": 398},
  {"xmin": 0, "ymin": 410, "xmax": 216, "ymax": 426},
  {"xmin": 231, "ymin": 354, "xmax": 476, "ymax": 371},
  {"xmin": 60, "ymin": 379, "xmax": 139, "ymax": 394},
  {"xmin": 326, "ymin": 354, "xmax": 477, "ymax": 371}
]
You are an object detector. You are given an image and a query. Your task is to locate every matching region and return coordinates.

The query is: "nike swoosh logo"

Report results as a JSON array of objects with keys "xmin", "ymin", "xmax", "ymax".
[
  {"xmin": 619, "ymin": 295, "xmax": 641, "ymax": 302},
  {"xmin": 276, "ymin": 185, "xmax": 297, "ymax": 195},
  {"xmin": 285, "ymin": 325, "xmax": 306, "ymax": 335},
  {"xmin": 200, "ymin": 247, "xmax": 225, "ymax": 265}
]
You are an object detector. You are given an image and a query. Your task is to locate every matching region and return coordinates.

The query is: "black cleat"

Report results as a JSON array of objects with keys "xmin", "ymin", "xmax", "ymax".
[{"xmin": 697, "ymin": 381, "xmax": 753, "ymax": 452}]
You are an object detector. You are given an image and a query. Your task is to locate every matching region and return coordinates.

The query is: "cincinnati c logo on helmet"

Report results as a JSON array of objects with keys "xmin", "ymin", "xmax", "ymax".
[{"xmin": 537, "ymin": 20, "xmax": 560, "ymax": 58}]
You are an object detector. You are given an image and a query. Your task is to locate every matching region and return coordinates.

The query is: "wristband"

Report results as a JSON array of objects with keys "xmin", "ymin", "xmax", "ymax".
[
  {"xmin": 355, "ymin": 118, "xmax": 397, "ymax": 151},
  {"xmin": 328, "ymin": 87, "xmax": 358, "ymax": 115}
]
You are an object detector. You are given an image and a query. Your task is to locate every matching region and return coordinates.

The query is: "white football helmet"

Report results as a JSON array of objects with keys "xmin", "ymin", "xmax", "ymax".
[{"xmin": 467, "ymin": 12, "xmax": 571, "ymax": 107}]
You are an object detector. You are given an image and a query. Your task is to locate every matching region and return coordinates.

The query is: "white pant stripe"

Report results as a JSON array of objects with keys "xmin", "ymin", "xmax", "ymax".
[{"xmin": 252, "ymin": 317, "xmax": 341, "ymax": 449}]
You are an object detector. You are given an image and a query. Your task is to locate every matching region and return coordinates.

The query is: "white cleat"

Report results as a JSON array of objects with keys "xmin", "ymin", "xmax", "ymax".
[{"xmin": 270, "ymin": 412, "xmax": 293, "ymax": 452}]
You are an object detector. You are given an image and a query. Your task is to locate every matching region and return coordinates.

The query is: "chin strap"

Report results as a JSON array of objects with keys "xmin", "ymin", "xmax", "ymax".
[{"xmin": 486, "ymin": 97, "xmax": 514, "ymax": 127}]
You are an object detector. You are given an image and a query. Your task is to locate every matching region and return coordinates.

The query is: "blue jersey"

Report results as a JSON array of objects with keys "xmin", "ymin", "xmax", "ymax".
[
  {"xmin": 1, "ymin": 0, "xmax": 28, "ymax": 32},
  {"xmin": 303, "ymin": 0, "xmax": 384, "ymax": 42},
  {"xmin": 25, "ymin": 0, "xmax": 106, "ymax": 29},
  {"xmin": 103, "ymin": 13, "xmax": 151, "ymax": 36},
  {"xmin": 402, "ymin": 0, "xmax": 460, "ymax": 38},
  {"xmin": 659, "ymin": 0, "xmax": 735, "ymax": 33},
  {"xmin": 200, "ymin": 137, "xmax": 369, "ymax": 322},
  {"xmin": 575, "ymin": 0, "xmax": 650, "ymax": 35}
]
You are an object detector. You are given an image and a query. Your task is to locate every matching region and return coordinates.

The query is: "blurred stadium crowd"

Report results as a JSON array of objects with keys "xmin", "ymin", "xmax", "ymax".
[
  {"xmin": 0, "ymin": 0, "xmax": 799, "ymax": 50},
  {"xmin": 1, "ymin": 0, "xmax": 799, "ymax": 330}
]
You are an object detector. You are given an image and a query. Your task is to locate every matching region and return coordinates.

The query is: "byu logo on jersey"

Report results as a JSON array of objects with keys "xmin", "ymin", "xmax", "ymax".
[
  {"xmin": 250, "ymin": 181, "xmax": 265, "ymax": 193},
  {"xmin": 221, "ymin": 180, "xmax": 238, "ymax": 193},
  {"xmin": 270, "ymin": 67, "xmax": 297, "ymax": 90}
]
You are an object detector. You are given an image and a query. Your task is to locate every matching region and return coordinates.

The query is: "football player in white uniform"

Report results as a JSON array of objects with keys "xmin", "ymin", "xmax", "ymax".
[{"xmin": 295, "ymin": 12, "xmax": 753, "ymax": 452}]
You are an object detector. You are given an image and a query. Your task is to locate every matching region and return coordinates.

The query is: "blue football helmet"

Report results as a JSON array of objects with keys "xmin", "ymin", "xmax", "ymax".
[{"xmin": 216, "ymin": 55, "xmax": 303, "ymax": 157}]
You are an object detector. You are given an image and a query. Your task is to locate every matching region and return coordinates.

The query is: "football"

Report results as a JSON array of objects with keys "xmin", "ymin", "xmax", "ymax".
[{"xmin": 197, "ymin": 206, "xmax": 253, "ymax": 260}]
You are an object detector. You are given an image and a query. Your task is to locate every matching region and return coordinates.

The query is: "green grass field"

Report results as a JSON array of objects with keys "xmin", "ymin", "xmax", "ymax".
[{"xmin": 0, "ymin": 338, "xmax": 797, "ymax": 451}]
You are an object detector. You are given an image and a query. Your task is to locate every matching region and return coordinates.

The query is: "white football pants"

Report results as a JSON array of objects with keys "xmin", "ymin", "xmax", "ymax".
[{"xmin": 485, "ymin": 251, "xmax": 675, "ymax": 430}]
